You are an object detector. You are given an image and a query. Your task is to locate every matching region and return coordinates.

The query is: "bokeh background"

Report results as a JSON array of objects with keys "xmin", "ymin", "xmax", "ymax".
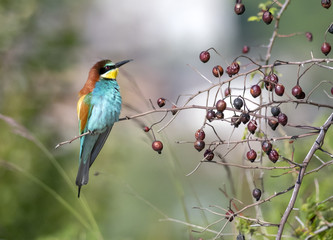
[{"xmin": 0, "ymin": 0, "xmax": 332, "ymax": 239}]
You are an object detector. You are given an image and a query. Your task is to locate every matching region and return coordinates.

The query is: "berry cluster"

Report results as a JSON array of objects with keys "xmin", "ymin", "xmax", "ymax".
[
  {"xmin": 137, "ymin": 2, "xmax": 333, "ymax": 238},
  {"xmin": 197, "ymin": 47, "xmax": 297, "ymax": 166}
]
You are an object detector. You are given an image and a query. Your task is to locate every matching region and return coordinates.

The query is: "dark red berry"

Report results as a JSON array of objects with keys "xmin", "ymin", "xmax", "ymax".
[
  {"xmin": 204, "ymin": 149, "xmax": 214, "ymax": 161},
  {"xmin": 331, "ymin": 87, "xmax": 333, "ymax": 95},
  {"xmin": 277, "ymin": 113, "xmax": 288, "ymax": 126},
  {"xmin": 216, "ymin": 99, "xmax": 227, "ymax": 112},
  {"xmin": 247, "ymin": 149, "xmax": 257, "ymax": 162},
  {"xmin": 268, "ymin": 149, "xmax": 279, "ymax": 163},
  {"xmin": 224, "ymin": 87, "xmax": 231, "ymax": 97},
  {"xmin": 206, "ymin": 110, "xmax": 216, "ymax": 122},
  {"xmin": 268, "ymin": 119, "xmax": 279, "ymax": 130},
  {"xmin": 152, "ymin": 140, "xmax": 163, "ymax": 154},
  {"xmin": 321, "ymin": 42, "xmax": 331, "ymax": 56},
  {"xmin": 321, "ymin": 0, "xmax": 331, "ymax": 8},
  {"xmin": 250, "ymin": 84, "xmax": 261, "ymax": 98},
  {"xmin": 299, "ymin": 91, "xmax": 306, "ymax": 99},
  {"xmin": 225, "ymin": 209, "xmax": 235, "ymax": 222},
  {"xmin": 143, "ymin": 126, "xmax": 150, "ymax": 132},
  {"xmin": 262, "ymin": 10, "xmax": 273, "ymax": 24},
  {"xmin": 195, "ymin": 129, "xmax": 206, "ymax": 140},
  {"xmin": 231, "ymin": 115, "xmax": 241, "ymax": 128},
  {"xmin": 226, "ymin": 66, "xmax": 232, "ymax": 77},
  {"xmin": 234, "ymin": 3, "xmax": 245, "ymax": 15},
  {"xmin": 157, "ymin": 98, "xmax": 166, "ymax": 107},
  {"xmin": 194, "ymin": 140, "xmax": 205, "ymax": 152},
  {"xmin": 270, "ymin": 73, "xmax": 279, "ymax": 83},
  {"xmin": 264, "ymin": 74, "xmax": 279, "ymax": 91},
  {"xmin": 212, "ymin": 65, "xmax": 224, "ymax": 77},
  {"xmin": 248, "ymin": 120, "xmax": 257, "ymax": 134},
  {"xmin": 233, "ymin": 97, "xmax": 243, "ymax": 110},
  {"xmin": 292, "ymin": 85, "xmax": 303, "ymax": 98},
  {"xmin": 252, "ymin": 188, "xmax": 262, "ymax": 201},
  {"xmin": 271, "ymin": 106, "xmax": 281, "ymax": 117},
  {"xmin": 230, "ymin": 62, "xmax": 240, "ymax": 75},
  {"xmin": 216, "ymin": 111, "xmax": 224, "ymax": 119},
  {"xmin": 262, "ymin": 141, "xmax": 272, "ymax": 153},
  {"xmin": 240, "ymin": 112, "xmax": 250, "ymax": 124},
  {"xmin": 263, "ymin": 75, "xmax": 271, "ymax": 91},
  {"xmin": 274, "ymin": 84, "xmax": 285, "ymax": 96},
  {"xmin": 305, "ymin": 32, "xmax": 313, "ymax": 41},
  {"xmin": 242, "ymin": 45, "xmax": 250, "ymax": 54},
  {"xmin": 199, "ymin": 51, "xmax": 210, "ymax": 63},
  {"xmin": 226, "ymin": 62, "xmax": 240, "ymax": 77}
]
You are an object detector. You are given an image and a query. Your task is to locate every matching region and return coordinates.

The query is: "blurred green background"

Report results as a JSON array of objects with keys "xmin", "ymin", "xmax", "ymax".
[{"xmin": 0, "ymin": 0, "xmax": 332, "ymax": 239}]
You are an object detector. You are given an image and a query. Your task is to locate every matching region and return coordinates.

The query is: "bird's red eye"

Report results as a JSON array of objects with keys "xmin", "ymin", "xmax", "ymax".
[{"xmin": 105, "ymin": 65, "xmax": 111, "ymax": 71}]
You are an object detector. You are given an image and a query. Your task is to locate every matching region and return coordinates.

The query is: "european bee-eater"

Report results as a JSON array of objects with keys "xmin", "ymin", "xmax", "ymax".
[{"xmin": 76, "ymin": 59, "xmax": 132, "ymax": 197}]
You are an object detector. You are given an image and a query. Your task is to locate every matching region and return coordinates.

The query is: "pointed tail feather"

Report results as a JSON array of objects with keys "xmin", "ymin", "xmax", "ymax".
[
  {"xmin": 75, "ymin": 127, "xmax": 112, "ymax": 197},
  {"xmin": 75, "ymin": 158, "xmax": 90, "ymax": 197},
  {"xmin": 77, "ymin": 186, "xmax": 81, "ymax": 198}
]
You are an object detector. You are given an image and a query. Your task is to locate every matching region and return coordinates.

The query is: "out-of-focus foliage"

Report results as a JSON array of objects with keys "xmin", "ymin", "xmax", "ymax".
[
  {"xmin": 294, "ymin": 196, "xmax": 333, "ymax": 239},
  {"xmin": 0, "ymin": 0, "xmax": 80, "ymax": 113},
  {"xmin": 0, "ymin": 0, "xmax": 82, "ymax": 239}
]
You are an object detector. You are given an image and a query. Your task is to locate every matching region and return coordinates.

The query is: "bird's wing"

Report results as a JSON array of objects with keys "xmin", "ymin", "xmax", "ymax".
[
  {"xmin": 76, "ymin": 93, "xmax": 113, "ymax": 192},
  {"xmin": 77, "ymin": 92, "xmax": 111, "ymax": 166},
  {"xmin": 89, "ymin": 126, "xmax": 112, "ymax": 167},
  {"xmin": 76, "ymin": 93, "xmax": 95, "ymax": 190},
  {"xmin": 77, "ymin": 93, "xmax": 92, "ymax": 134}
]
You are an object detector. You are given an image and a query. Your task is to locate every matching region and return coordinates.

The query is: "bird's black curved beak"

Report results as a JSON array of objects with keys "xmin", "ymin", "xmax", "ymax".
[{"xmin": 115, "ymin": 59, "xmax": 133, "ymax": 68}]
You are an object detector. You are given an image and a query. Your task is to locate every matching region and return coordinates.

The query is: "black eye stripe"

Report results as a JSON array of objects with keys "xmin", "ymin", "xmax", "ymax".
[{"xmin": 99, "ymin": 65, "xmax": 115, "ymax": 75}]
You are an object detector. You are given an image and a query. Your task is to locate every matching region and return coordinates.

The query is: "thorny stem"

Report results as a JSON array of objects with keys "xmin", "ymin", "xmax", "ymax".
[
  {"xmin": 178, "ymin": 130, "xmax": 319, "ymax": 147},
  {"xmin": 276, "ymin": 113, "xmax": 333, "ymax": 239},
  {"xmin": 265, "ymin": 0, "xmax": 291, "ymax": 62}
]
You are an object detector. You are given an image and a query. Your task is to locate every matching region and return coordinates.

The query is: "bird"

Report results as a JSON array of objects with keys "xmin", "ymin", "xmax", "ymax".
[{"xmin": 76, "ymin": 59, "xmax": 132, "ymax": 197}]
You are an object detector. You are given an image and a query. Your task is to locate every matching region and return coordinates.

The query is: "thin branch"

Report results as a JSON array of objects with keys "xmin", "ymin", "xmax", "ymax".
[
  {"xmin": 236, "ymin": 184, "xmax": 295, "ymax": 217},
  {"xmin": 159, "ymin": 217, "xmax": 220, "ymax": 235},
  {"xmin": 55, "ymin": 131, "xmax": 91, "ymax": 149},
  {"xmin": 305, "ymin": 159, "xmax": 333, "ymax": 175},
  {"xmin": 238, "ymin": 215, "xmax": 279, "ymax": 227},
  {"xmin": 277, "ymin": 113, "xmax": 333, "ymax": 239},
  {"xmin": 177, "ymin": 131, "xmax": 319, "ymax": 147},
  {"xmin": 265, "ymin": 0, "xmax": 291, "ymax": 62},
  {"xmin": 277, "ymin": 32, "xmax": 304, "ymax": 38},
  {"xmin": 304, "ymin": 222, "xmax": 333, "ymax": 240},
  {"xmin": 214, "ymin": 160, "xmax": 296, "ymax": 170},
  {"xmin": 317, "ymin": 196, "xmax": 333, "ymax": 205},
  {"xmin": 187, "ymin": 64, "xmax": 213, "ymax": 84}
]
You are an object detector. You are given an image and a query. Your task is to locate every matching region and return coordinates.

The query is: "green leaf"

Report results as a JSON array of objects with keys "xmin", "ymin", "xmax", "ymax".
[
  {"xmin": 242, "ymin": 128, "xmax": 248, "ymax": 140},
  {"xmin": 248, "ymin": 16, "xmax": 261, "ymax": 22},
  {"xmin": 270, "ymin": 7, "xmax": 278, "ymax": 15},
  {"xmin": 258, "ymin": 3, "xmax": 266, "ymax": 10},
  {"xmin": 249, "ymin": 70, "xmax": 261, "ymax": 81},
  {"xmin": 317, "ymin": 203, "xmax": 326, "ymax": 211}
]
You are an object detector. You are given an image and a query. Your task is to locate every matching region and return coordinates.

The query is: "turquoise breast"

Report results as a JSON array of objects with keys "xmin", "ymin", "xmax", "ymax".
[{"xmin": 87, "ymin": 79, "xmax": 122, "ymax": 131}]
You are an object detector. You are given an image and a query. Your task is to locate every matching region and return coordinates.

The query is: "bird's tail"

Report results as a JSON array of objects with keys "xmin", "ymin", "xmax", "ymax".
[
  {"xmin": 76, "ymin": 157, "xmax": 90, "ymax": 198},
  {"xmin": 78, "ymin": 186, "xmax": 82, "ymax": 198},
  {"xmin": 75, "ymin": 130, "xmax": 110, "ymax": 197}
]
